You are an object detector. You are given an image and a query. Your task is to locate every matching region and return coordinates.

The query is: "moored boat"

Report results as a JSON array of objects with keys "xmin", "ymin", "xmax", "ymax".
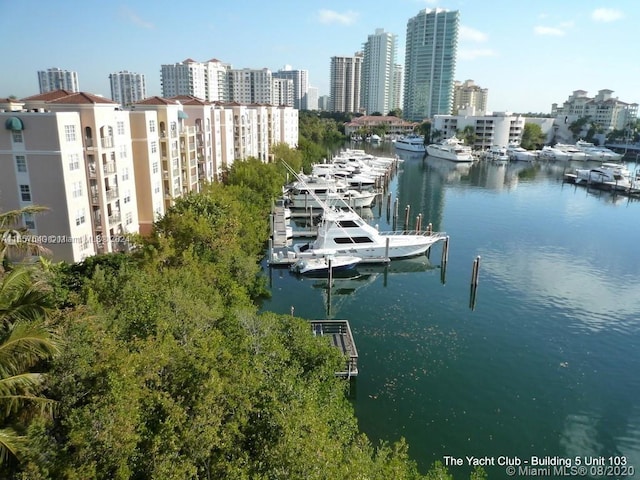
[
  {"xmin": 426, "ymin": 136, "xmax": 474, "ymax": 162},
  {"xmin": 290, "ymin": 254, "xmax": 362, "ymax": 275},
  {"xmin": 574, "ymin": 162, "xmax": 634, "ymax": 190},
  {"xmin": 395, "ymin": 135, "xmax": 426, "ymax": 153}
]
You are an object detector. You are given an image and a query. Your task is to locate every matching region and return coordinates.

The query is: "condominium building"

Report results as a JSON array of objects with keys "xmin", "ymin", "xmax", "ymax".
[
  {"xmin": 391, "ymin": 64, "xmax": 404, "ymax": 112},
  {"xmin": 228, "ymin": 68, "xmax": 273, "ymax": 104},
  {"xmin": 453, "ymin": 79, "xmax": 488, "ymax": 115},
  {"xmin": 273, "ymin": 66, "xmax": 309, "ymax": 110},
  {"xmin": 272, "ymin": 78, "xmax": 294, "ymax": 107},
  {"xmin": 330, "ymin": 53, "xmax": 363, "ymax": 113},
  {"xmin": 361, "ymin": 28, "xmax": 398, "ymax": 115},
  {"xmin": 37, "ymin": 68, "xmax": 79, "ymax": 93},
  {"xmin": 109, "ymin": 71, "xmax": 147, "ymax": 106},
  {"xmin": 404, "ymin": 9, "xmax": 459, "ymax": 121},
  {"xmin": 306, "ymin": 86, "xmax": 319, "ymax": 111},
  {"xmin": 1, "ymin": 91, "xmax": 138, "ymax": 262},
  {"xmin": 432, "ymin": 111, "xmax": 525, "ymax": 150},
  {"xmin": 160, "ymin": 58, "xmax": 230, "ymax": 102},
  {"xmin": 551, "ymin": 89, "xmax": 639, "ymax": 131}
]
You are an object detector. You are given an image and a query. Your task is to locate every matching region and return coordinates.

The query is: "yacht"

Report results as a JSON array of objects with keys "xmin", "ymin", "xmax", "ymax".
[
  {"xmin": 293, "ymin": 207, "xmax": 446, "ymax": 261},
  {"xmin": 484, "ymin": 145, "xmax": 510, "ymax": 163},
  {"xmin": 426, "ymin": 136, "xmax": 475, "ymax": 162},
  {"xmin": 286, "ymin": 176, "xmax": 377, "ymax": 209},
  {"xmin": 506, "ymin": 144, "xmax": 538, "ymax": 162},
  {"xmin": 539, "ymin": 146, "xmax": 572, "ymax": 161},
  {"xmin": 575, "ymin": 140, "xmax": 623, "ymax": 161},
  {"xmin": 554, "ymin": 143, "xmax": 588, "ymax": 161},
  {"xmin": 395, "ymin": 135, "xmax": 426, "ymax": 153},
  {"xmin": 574, "ymin": 162, "xmax": 633, "ymax": 190}
]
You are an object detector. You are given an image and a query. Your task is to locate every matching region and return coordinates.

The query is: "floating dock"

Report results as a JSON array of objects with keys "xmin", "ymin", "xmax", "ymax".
[{"xmin": 310, "ymin": 320, "xmax": 358, "ymax": 378}]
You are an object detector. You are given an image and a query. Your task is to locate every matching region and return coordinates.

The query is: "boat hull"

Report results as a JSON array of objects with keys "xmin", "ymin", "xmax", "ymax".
[{"xmin": 426, "ymin": 145, "xmax": 474, "ymax": 162}]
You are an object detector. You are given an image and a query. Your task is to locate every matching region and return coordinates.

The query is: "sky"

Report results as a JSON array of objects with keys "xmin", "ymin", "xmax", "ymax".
[{"xmin": 1, "ymin": 0, "xmax": 638, "ymax": 114}]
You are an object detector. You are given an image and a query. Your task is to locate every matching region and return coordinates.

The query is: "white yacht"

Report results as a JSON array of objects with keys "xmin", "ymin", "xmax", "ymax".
[
  {"xmin": 293, "ymin": 207, "xmax": 446, "ymax": 261},
  {"xmin": 554, "ymin": 143, "xmax": 588, "ymax": 161},
  {"xmin": 506, "ymin": 144, "xmax": 538, "ymax": 162},
  {"xmin": 574, "ymin": 163, "xmax": 633, "ymax": 190},
  {"xmin": 426, "ymin": 136, "xmax": 474, "ymax": 162},
  {"xmin": 395, "ymin": 135, "xmax": 426, "ymax": 153},
  {"xmin": 539, "ymin": 146, "xmax": 572, "ymax": 161},
  {"xmin": 290, "ymin": 254, "xmax": 362, "ymax": 276},
  {"xmin": 575, "ymin": 140, "xmax": 623, "ymax": 161},
  {"xmin": 286, "ymin": 175, "xmax": 377, "ymax": 209},
  {"xmin": 484, "ymin": 145, "xmax": 510, "ymax": 163}
]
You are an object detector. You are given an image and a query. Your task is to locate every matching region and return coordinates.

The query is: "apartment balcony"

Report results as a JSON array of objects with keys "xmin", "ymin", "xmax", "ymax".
[
  {"xmin": 171, "ymin": 149, "xmax": 179, "ymax": 158},
  {"xmin": 108, "ymin": 212, "xmax": 121, "ymax": 226},
  {"xmin": 94, "ymin": 217, "xmax": 103, "ymax": 229},
  {"xmin": 162, "ymin": 170, "xmax": 169, "ymax": 180},
  {"xmin": 105, "ymin": 187, "xmax": 119, "ymax": 201},
  {"xmin": 85, "ymin": 137, "xmax": 95, "ymax": 149},
  {"xmin": 190, "ymin": 174, "xmax": 198, "ymax": 185},
  {"xmin": 88, "ymin": 163, "xmax": 97, "ymax": 178},
  {"xmin": 173, "ymin": 187, "xmax": 181, "ymax": 197},
  {"xmin": 90, "ymin": 192, "xmax": 99, "ymax": 205},
  {"xmin": 172, "ymin": 168, "xmax": 179, "ymax": 178},
  {"xmin": 101, "ymin": 136, "xmax": 115, "ymax": 148},
  {"xmin": 103, "ymin": 161, "xmax": 116, "ymax": 175}
]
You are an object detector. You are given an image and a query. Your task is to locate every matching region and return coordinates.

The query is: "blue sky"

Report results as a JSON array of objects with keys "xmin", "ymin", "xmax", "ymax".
[{"xmin": 1, "ymin": 0, "xmax": 637, "ymax": 114}]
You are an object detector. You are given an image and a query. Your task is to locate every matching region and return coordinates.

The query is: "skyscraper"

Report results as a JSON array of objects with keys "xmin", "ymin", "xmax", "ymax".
[
  {"xmin": 453, "ymin": 79, "xmax": 488, "ymax": 115},
  {"xmin": 37, "ymin": 68, "xmax": 79, "ymax": 93},
  {"xmin": 361, "ymin": 28, "xmax": 397, "ymax": 115},
  {"xmin": 161, "ymin": 59, "xmax": 229, "ymax": 102},
  {"xmin": 403, "ymin": 9, "xmax": 459, "ymax": 121},
  {"xmin": 273, "ymin": 66, "xmax": 309, "ymax": 110},
  {"xmin": 330, "ymin": 54, "xmax": 363, "ymax": 113},
  {"xmin": 109, "ymin": 71, "xmax": 147, "ymax": 106}
]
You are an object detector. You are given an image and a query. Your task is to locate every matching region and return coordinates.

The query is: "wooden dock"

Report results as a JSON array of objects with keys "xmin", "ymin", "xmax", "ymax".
[{"xmin": 310, "ymin": 320, "xmax": 358, "ymax": 378}]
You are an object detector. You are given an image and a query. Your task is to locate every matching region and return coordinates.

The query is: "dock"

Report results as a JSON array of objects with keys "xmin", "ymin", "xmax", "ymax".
[
  {"xmin": 563, "ymin": 172, "xmax": 640, "ymax": 196},
  {"xmin": 310, "ymin": 320, "xmax": 358, "ymax": 378}
]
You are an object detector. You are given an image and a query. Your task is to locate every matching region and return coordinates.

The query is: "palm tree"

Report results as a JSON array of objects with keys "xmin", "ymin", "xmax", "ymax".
[
  {"xmin": 0, "ymin": 268, "xmax": 59, "ymax": 465},
  {"xmin": 0, "ymin": 206, "xmax": 50, "ymax": 272}
]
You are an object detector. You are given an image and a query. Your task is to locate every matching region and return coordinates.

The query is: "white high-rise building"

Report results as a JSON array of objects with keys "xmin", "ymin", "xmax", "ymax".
[
  {"xmin": 109, "ymin": 71, "xmax": 147, "ymax": 106},
  {"xmin": 361, "ymin": 28, "xmax": 397, "ymax": 115},
  {"xmin": 392, "ymin": 64, "xmax": 404, "ymax": 112},
  {"xmin": 404, "ymin": 9, "xmax": 459, "ymax": 121},
  {"xmin": 37, "ymin": 68, "xmax": 79, "ymax": 93},
  {"xmin": 272, "ymin": 78, "xmax": 294, "ymax": 107},
  {"xmin": 273, "ymin": 66, "xmax": 309, "ymax": 110},
  {"xmin": 229, "ymin": 68, "xmax": 273, "ymax": 104},
  {"xmin": 306, "ymin": 86, "xmax": 319, "ymax": 111},
  {"xmin": 161, "ymin": 59, "xmax": 229, "ymax": 102},
  {"xmin": 330, "ymin": 54, "xmax": 363, "ymax": 113}
]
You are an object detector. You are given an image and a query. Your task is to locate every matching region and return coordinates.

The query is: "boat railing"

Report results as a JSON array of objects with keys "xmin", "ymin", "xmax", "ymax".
[{"xmin": 379, "ymin": 230, "xmax": 447, "ymax": 239}]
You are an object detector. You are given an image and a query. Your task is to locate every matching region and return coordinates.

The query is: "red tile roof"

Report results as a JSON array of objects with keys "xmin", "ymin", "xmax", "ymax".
[
  {"xmin": 20, "ymin": 89, "xmax": 75, "ymax": 102},
  {"xmin": 134, "ymin": 96, "xmax": 181, "ymax": 106},
  {"xmin": 48, "ymin": 92, "xmax": 117, "ymax": 105}
]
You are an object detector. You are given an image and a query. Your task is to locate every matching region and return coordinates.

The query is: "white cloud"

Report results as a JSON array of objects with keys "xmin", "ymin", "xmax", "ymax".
[
  {"xmin": 459, "ymin": 25, "xmax": 488, "ymax": 42},
  {"xmin": 534, "ymin": 25, "xmax": 566, "ymax": 36},
  {"xmin": 591, "ymin": 8, "xmax": 623, "ymax": 22},
  {"xmin": 317, "ymin": 9, "xmax": 359, "ymax": 26},
  {"xmin": 458, "ymin": 48, "xmax": 498, "ymax": 60},
  {"xmin": 120, "ymin": 6, "xmax": 154, "ymax": 29}
]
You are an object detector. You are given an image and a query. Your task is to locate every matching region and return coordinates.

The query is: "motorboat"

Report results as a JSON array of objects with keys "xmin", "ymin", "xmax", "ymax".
[
  {"xmin": 286, "ymin": 175, "xmax": 377, "ymax": 209},
  {"xmin": 311, "ymin": 163, "xmax": 377, "ymax": 190},
  {"xmin": 554, "ymin": 143, "xmax": 588, "ymax": 161},
  {"xmin": 484, "ymin": 145, "xmax": 510, "ymax": 163},
  {"xmin": 575, "ymin": 140, "xmax": 623, "ymax": 161},
  {"xmin": 395, "ymin": 135, "xmax": 426, "ymax": 153},
  {"xmin": 426, "ymin": 136, "xmax": 475, "ymax": 162},
  {"xmin": 293, "ymin": 207, "xmax": 446, "ymax": 261},
  {"xmin": 539, "ymin": 146, "xmax": 572, "ymax": 161},
  {"xmin": 290, "ymin": 254, "xmax": 362, "ymax": 276},
  {"xmin": 574, "ymin": 162, "xmax": 634, "ymax": 190},
  {"xmin": 506, "ymin": 144, "xmax": 538, "ymax": 162}
]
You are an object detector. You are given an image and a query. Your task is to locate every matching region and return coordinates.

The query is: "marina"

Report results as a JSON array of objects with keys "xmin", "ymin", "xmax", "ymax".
[{"xmin": 261, "ymin": 144, "xmax": 640, "ymax": 478}]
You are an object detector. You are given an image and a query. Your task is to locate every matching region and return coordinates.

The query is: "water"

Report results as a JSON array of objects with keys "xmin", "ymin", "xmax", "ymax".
[{"xmin": 260, "ymin": 145, "xmax": 640, "ymax": 478}]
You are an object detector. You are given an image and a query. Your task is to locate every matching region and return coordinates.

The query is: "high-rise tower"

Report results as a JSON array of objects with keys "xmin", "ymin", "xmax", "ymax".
[
  {"xmin": 403, "ymin": 9, "xmax": 459, "ymax": 121},
  {"xmin": 361, "ymin": 28, "xmax": 397, "ymax": 115},
  {"xmin": 329, "ymin": 54, "xmax": 363, "ymax": 113}
]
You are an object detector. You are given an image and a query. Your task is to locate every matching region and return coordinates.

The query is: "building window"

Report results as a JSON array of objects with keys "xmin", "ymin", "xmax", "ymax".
[
  {"xmin": 151, "ymin": 141, "xmax": 157, "ymax": 153},
  {"xmin": 124, "ymin": 190, "xmax": 131, "ymax": 204},
  {"xmin": 75, "ymin": 209, "xmax": 86, "ymax": 226},
  {"xmin": 16, "ymin": 155, "xmax": 27, "ymax": 172},
  {"xmin": 68, "ymin": 153, "xmax": 80, "ymax": 171},
  {"xmin": 125, "ymin": 212, "xmax": 133, "ymax": 225},
  {"xmin": 119, "ymin": 145, "xmax": 127, "ymax": 159},
  {"xmin": 149, "ymin": 119, "xmax": 156, "ymax": 132},
  {"xmin": 12, "ymin": 131, "xmax": 23, "ymax": 143},
  {"xmin": 117, "ymin": 121, "xmax": 125, "ymax": 135},
  {"xmin": 152, "ymin": 161, "xmax": 159, "ymax": 174},
  {"xmin": 23, "ymin": 213, "xmax": 35, "ymax": 230},
  {"xmin": 19, "ymin": 184, "xmax": 31, "ymax": 202},
  {"xmin": 72, "ymin": 181, "xmax": 83, "ymax": 198},
  {"xmin": 122, "ymin": 167, "xmax": 129, "ymax": 181},
  {"xmin": 153, "ymin": 182, "xmax": 161, "ymax": 194},
  {"xmin": 65, "ymin": 125, "xmax": 77, "ymax": 142}
]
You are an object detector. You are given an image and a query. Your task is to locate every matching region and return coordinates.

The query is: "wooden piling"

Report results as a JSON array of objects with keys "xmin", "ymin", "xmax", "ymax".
[
  {"xmin": 441, "ymin": 235, "xmax": 450, "ymax": 264},
  {"xmin": 404, "ymin": 205, "xmax": 410, "ymax": 231},
  {"xmin": 416, "ymin": 214, "xmax": 422, "ymax": 233}
]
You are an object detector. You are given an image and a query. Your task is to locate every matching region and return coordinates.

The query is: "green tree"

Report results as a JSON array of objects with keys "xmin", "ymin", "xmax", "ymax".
[
  {"xmin": 521, "ymin": 123, "xmax": 546, "ymax": 150},
  {"xmin": 459, "ymin": 125, "xmax": 477, "ymax": 148},
  {"xmin": 0, "ymin": 268, "xmax": 59, "ymax": 467}
]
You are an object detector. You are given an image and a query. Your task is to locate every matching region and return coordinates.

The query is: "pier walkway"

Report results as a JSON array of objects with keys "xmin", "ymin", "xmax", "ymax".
[{"xmin": 310, "ymin": 320, "xmax": 358, "ymax": 378}]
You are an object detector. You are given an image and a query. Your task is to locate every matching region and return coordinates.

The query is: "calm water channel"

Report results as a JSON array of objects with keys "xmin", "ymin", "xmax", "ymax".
[{"xmin": 259, "ymin": 143, "xmax": 640, "ymax": 479}]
